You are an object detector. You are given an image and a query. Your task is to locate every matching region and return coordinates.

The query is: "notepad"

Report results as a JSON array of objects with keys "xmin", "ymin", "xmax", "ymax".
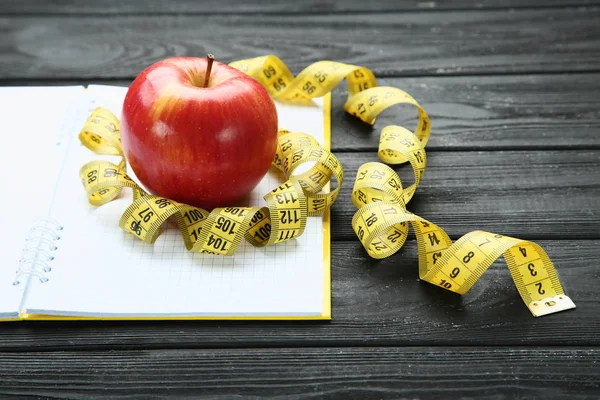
[{"xmin": 0, "ymin": 85, "xmax": 331, "ymax": 321}]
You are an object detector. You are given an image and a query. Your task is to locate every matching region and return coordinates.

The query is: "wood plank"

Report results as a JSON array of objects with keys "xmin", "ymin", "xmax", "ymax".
[
  {"xmin": 0, "ymin": 240, "xmax": 595, "ymax": 350},
  {"xmin": 1, "ymin": 8, "xmax": 599, "ymax": 79},
  {"xmin": 3, "ymin": 0, "xmax": 599, "ymax": 14},
  {"xmin": 2, "ymin": 73, "xmax": 600, "ymax": 151},
  {"xmin": 331, "ymin": 150, "xmax": 600, "ymax": 240},
  {"xmin": 332, "ymin": 73, "xmax": 600, "ymax": 151},
  {"xmin": 0, "ymin": 347, "xmax": 598, "ymax": 398}
]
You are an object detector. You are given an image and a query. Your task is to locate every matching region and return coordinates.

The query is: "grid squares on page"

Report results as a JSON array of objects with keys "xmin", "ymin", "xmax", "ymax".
[
  {"xmin": 89, "ymin": 165, "xmax": 323, "ymax": 291},
  {"xmin": 34, "ymin": 87, "xmax": 327, "ymax": 316}
]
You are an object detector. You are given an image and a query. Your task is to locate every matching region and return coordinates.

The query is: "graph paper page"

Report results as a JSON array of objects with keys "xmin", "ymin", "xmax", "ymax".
[{"xmin": 23, "ymin": 85, "xmax": 328, "ymax": 317}]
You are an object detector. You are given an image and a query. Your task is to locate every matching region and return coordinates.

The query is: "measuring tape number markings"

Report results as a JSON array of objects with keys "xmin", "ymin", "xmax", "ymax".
[{"xmin": 79, "ymin": 55, "xmax": 575, "ymax": 317}]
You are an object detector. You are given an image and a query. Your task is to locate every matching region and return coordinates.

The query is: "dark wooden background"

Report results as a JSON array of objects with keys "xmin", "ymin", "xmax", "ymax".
[{"xmin": 1, "ymin": 0, "xmax": 599, "ymax": 398}]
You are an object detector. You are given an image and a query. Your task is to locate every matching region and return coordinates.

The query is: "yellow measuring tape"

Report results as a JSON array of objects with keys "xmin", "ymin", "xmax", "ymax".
[
  {"xmin": 80, "ymin": 107, "xmax": 342, "ymax": 255},
  {"xmin": 79, "ymin": 55, "xmax": 575, "ymax": 317}
]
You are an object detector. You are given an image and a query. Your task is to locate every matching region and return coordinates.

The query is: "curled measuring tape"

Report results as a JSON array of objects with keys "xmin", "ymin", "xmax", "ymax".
[
  {"xmin": 79, "ymin": 55, "xmax": 575, "ymax": 316},
  {"xmin": 80, "ymin": 107, "xmax": 343, "ymax": 256}
]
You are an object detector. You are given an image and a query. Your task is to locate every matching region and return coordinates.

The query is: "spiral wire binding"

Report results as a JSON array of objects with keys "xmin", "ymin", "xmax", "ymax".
[
  {"xmin": 14, "ymin": 217, "xmax": 63, "ymax": 285},
  {"xmin": 12, "ymin": 91, "xmax": 85, "ymax": 285}
]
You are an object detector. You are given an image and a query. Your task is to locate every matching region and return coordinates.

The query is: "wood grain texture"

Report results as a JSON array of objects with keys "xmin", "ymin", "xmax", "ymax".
[
  {"xmin": 3, "ymin": 73, "xmax": 600, "ymax": 151},
  {"xmin": 3, "ymin": 0, "xmax": 600, "ymax": 14},
  {"xmin": 331, "ymin": 150, "xmax": 600, "ymax": 240},
  {"xmin": 332, "ymin": 73, "xmax": 600, "ymax": 151},
  {"xmin": 0, "ymin": 240, "xmax": 594, "ymax": 350},
  {"xmin": 0, "ymin": 0, "xmax": 598, "ymax": 396},
  {"xmin": 1, "ymin": 8, "xmax": 599, "ymax": 79},
  {"xmin": 0, "ymin": 347, "xmax": 598, "ymax": 399}
]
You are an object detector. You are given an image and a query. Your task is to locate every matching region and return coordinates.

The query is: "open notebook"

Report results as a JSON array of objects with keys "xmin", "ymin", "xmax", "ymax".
[{"xmin": 0, "ymin": 85, "xmax": 331, "ymax": 321}]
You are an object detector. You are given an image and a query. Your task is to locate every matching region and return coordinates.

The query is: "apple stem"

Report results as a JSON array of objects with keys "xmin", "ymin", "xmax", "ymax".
[{"xmin": 203, "ymin": 54, "xmax": 215, "ymax": 88}]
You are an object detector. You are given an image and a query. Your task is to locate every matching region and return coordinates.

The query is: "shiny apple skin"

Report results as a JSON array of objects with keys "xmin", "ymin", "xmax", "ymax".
[{"xmin": 121, "ymin": 57, "xmax": 278, "ymax": 210}]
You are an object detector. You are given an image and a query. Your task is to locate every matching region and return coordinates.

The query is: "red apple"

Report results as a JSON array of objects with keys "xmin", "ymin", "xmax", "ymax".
[{"xmin": 120, "ymin": 55, "xmax": 278, "ymax": 210}]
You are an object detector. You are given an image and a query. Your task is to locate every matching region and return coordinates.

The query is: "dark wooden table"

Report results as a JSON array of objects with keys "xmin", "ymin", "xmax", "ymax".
[{"xmin": 2, "ymin": 1, "xmax": 599, "ymax": 398}]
